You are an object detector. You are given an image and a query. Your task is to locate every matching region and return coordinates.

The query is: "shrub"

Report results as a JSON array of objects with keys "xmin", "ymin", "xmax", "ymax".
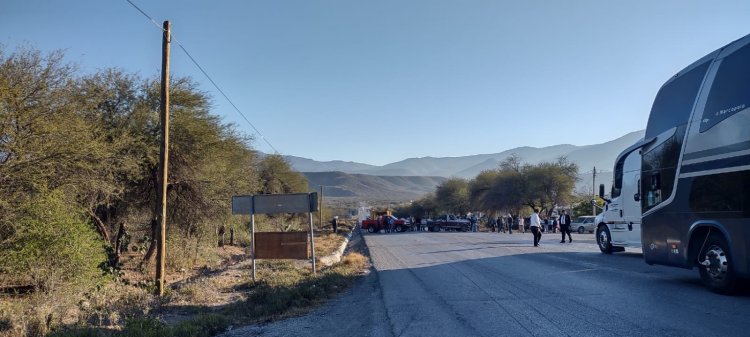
[
  {"xmin": 121, "ymin": 317, "xmax": 170, "ymax": 337},
  {"xmin": 0, "ymin": 190, "xmax": 107, "ymax": 293},
  {"xmin": 171, "ymin": 314, "xmax": 229, "ymax": 337}
]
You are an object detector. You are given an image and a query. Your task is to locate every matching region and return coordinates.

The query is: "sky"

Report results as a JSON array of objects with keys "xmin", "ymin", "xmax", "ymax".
[{"xmin": 1, "ymin": 1, "xmax": 749, "ymax": 165}]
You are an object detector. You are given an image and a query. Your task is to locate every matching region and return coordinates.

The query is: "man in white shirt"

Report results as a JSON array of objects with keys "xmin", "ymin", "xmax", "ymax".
[{"xmin": 530, "ymin": 208, "xmax": 543, "ymax": 247}]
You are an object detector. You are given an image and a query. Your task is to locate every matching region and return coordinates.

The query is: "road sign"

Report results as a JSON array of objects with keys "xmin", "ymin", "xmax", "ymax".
[
  {"xmin": 231, "ymin": 195, "xmax": 253, "ymax": 215},
  {"xmin": 253, "ymin": 193, "xmax": 317, "ymax": 214},
  {"xmin": 231, "ymin": 192, "xmax": 320, "ymax": 281},
  {"xmin": 254, "ymin": 232, "xmax": 309, "ymax": 259}
]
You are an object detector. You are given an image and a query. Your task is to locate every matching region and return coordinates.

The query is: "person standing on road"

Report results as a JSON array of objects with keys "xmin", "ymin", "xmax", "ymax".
[
  {"xmin": 470, "ymin": 214, "xmax": 478, "ymax": 232},
  {"xmin": 508, "ymin": 214, "xmax": 514, "ymax": 234},
  {"xmin": 559, "ymin": 210, "xmax": 572, "ymax": 243},
  {"xmin": 331, "ymin": 216, "xmax": 338, "ymax": 234},
  {"xmin": 497, "ymin": 216, "xmax": 504, "ymax": 233},
  {"xmin": 530, "ymin": 208, "xmax": 543, "ymax": 247},
  {"xmin": 518, "ymin": 216, "xmax": 525, "ymax": 233}
]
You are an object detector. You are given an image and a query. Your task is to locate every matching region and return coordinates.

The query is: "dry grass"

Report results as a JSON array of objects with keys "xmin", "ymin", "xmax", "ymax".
[
  {"xmin": 341, "ymin": 252, "xmax": 368, "ymax": 269},
  {"xmin": 1, "ymin": 229, "xmax": 367, "ymax": 337},
  {"xmin": 313, "ymin": 224, "xmax": 352, "ymax": 257},
  {"xmin": 221, "ymin": 250, "xmax": 370, "ymax": 325}
]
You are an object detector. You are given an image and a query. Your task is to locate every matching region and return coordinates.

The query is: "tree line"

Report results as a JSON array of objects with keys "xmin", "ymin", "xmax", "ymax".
[
  {"xmin": 0, "ymin": 46, "xmax": 309, "ymax": 295},
  {"xmin": 398, "ymin": 155, "xmax": 582, "ymax": 219}
]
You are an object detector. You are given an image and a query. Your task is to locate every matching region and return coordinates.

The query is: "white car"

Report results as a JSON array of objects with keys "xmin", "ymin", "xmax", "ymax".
[{"xmin": 570, "ymin": 216, "xmax": 596, "ymax": 234}]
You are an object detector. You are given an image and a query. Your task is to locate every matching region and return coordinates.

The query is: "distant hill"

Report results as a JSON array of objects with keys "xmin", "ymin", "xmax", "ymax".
[
  {"xmin": 302, "ymin": 172, "xmax": 446, "ymax": 201},
  {"xmin": 289, "ymin": 130, "xmax": 644, "ymax": 200},
  {"xmin": 284, "ymin": 156, "xmax": 378, "ymax": 173},
  {"xmin": 288, "ymin": 131, "xmax": 643, "ymax": 176}
]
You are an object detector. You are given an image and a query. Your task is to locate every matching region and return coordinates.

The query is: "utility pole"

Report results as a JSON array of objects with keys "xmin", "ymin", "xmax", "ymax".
[
  {"xmin": 592, "ymin": 166, "xmax": 596, "ymax": 216},
  {"xmin": 155, "ymin": 20, "xmax": 171, "ymax": 297},
  {"xmin": 319, "ymin": 185, "xmax": 324, "ymax": 229}
]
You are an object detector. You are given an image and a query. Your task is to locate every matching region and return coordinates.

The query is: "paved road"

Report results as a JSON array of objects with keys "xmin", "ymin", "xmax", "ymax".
[{"xmin": 224, "ymin": 230, "xmax": 750, "ymax": 337}]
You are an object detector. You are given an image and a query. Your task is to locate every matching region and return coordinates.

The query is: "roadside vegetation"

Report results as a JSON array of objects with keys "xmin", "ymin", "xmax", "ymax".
[{"xmin": 0, "ymin": 45, "xmax": 366, "ymax": 336}]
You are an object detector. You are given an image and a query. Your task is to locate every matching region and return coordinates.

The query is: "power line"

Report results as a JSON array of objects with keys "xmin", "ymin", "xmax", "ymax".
[
  {"xmin": 122, "ymin": 0, "xmax": 280, "ymax": 154},
  {"xmin": 173, "ymin": 43, "xmax": 279, "ymax": 154},
  {"xmin": 124, "ymin": 0, "xmax": 164, "ymax": 32}
]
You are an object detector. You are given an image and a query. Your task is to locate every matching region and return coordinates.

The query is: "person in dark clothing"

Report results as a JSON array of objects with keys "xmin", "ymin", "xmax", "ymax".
[
  {"xmin": 507, "ymin": 214, "xmax": 513, "ymax": 234},
  {"xmin": 331, "ymin": 216, "xmax": 338, "ymax": 234},
  {"xmin": 559, "ymin": 210, "xmax": 572, "ymax": 243}
]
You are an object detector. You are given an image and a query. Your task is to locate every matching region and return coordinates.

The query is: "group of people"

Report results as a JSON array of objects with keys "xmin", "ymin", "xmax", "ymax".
[
  {"xmin": 528, "ymin": 209, "xmax": 573, "ymax": 247},
  {"xmin": 363, "ymin": 210, "xmax": 576, "ymax": 247},
  {"xmin": 487, "ymin": 209, "xmax": 573, "ymax": 247}
]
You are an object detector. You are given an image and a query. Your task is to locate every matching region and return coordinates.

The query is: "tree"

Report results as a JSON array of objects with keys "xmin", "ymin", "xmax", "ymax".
[
  {"xmin": 464, "ymin": 155, "xmax": 579, "ymax": 218},
  {"xmin": 468, "ymin": 170, "xmax": 500, "ymax": 212},
  {"xmin": 0, "ymin": 46, "xmax": 103, "ymax": 215},
  {"xmin": 522, "ymin": 157, "xmax": 578, "ymax": 216},
  {"xmin": 435, "ymin": 178, "xmax": 470, "ymax": 214},
  {"xmin": 256, "ymin": 154, "xmax": 308, "ymax": 194}
]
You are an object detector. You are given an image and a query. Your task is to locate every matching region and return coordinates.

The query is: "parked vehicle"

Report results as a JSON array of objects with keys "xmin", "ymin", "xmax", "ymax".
[
  {"xmin": 571, "ymin": 216, "xmax": 596, "ymax": 234},
  {"xmin": 426, "ymin": 214, "xmax": 471, "ymax": 232},
  {"xmin": 360, "ymin": 209, "xmax": 408, "ymax": 233},
  {"xmin": 595, "ymin": 141, "xmax": 643, "ymax": 253},
  {"xmin": 615, "ymin": 32, "xmax": 750, "ymax": 294}
]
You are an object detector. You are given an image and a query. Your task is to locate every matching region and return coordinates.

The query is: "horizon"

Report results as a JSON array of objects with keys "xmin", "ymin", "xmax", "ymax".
[
  {"xmin": 2, "ymin": 1, "xmax": 749, "ymax": 165},
  {"xmin": 287, "ymin": 129, "xmax": 644, "ymax": 166}
]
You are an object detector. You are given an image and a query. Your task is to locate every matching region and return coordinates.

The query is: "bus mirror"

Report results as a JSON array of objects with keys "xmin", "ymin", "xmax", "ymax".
[
  {"xmin": 598, "ymin": 184, "xmax": 605, "ymax": 198},
  {"xmin": 634, "ymin": 193, "xmax": 640, "ymax": 202}
]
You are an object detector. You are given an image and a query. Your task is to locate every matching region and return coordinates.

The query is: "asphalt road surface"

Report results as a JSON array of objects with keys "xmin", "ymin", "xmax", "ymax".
[{"xmin": 223, "ymin": 230, "xmax": 750, "ymax": 337}]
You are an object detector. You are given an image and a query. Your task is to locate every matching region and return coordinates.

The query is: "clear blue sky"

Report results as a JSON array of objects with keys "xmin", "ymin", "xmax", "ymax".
[{"xmin": 2, "ymin": 1, "xmax": 749, "ymax": 165}]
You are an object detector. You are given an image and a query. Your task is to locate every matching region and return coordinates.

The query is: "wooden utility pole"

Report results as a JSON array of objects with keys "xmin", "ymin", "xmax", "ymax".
[
  {"xmin": 319, "ymin": 185, "xmax": 323, "ymax": 229},
  {"xmin": 592, "ymin": 166, "xmax": 597, "ymax": 216},
  {"xmin": 155, "ymin": 20, "xmax": 171, "ymax": 296}
]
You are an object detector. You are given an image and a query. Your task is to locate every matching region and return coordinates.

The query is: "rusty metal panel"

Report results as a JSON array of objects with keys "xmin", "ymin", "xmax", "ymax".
[{"xmin": 254, "ymin": 232, "xmax": 309, "ymax": 259}]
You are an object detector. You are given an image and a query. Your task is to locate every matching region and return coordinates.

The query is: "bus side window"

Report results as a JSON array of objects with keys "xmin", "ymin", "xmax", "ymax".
[{"xmin": 646, "ymin": 173, "xmax": 662, "ymax": 207}]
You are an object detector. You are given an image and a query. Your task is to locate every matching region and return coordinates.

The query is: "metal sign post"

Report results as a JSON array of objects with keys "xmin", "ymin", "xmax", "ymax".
[
  {"xmin": 251, "ymin": 213, "xmax": 256, "ymax": 282},
  {"xmin": 309, "ymin": 211, "xmax": 316, "ymax": 276},
  {"xmin": 232, "ymin": 193, "xmax": 318, "ymax": 280}
]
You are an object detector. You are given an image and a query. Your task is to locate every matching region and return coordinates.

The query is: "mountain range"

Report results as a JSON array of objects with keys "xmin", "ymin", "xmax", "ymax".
[{"xmin": 294, "ymin": 130, "xmax": 645, "ymax": 200}]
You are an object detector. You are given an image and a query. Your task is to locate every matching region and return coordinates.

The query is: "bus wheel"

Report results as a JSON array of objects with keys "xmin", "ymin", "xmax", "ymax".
[
  {"xmin": 699, "ymin": 234, "xmax": 737, "ymax": 294},
  {"xmin": 367, "ymin": 226, "xmax": 375, "ymax": 233},
  {"xmin": 597, "ymin": 226, "xmax": 613, "ymax": 254}
]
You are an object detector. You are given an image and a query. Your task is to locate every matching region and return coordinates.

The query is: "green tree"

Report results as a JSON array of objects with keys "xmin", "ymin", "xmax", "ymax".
[
  {"xmin": 435, "ymin": 178, "xmax": 470, "ymax": 214},
  {"xmin": 466, "ymin": 155, "xmax": 579, "ymax": 217},
  {"xmin": 257, "ymin": 154, "xmax": 309, "ymax": 194},
  {"xmin": 0, "ymin": 47, "xmax": 103, "ymax": 217}
]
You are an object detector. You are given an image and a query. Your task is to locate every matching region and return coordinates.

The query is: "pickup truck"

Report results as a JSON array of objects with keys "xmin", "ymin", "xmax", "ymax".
[
  {"xmin": 361, "ymin": 215, "xmax": 408, "ymax": 233},
  {"xmin": 426, "ymin": 215, "xmax": 470, "ymax": 232}
]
